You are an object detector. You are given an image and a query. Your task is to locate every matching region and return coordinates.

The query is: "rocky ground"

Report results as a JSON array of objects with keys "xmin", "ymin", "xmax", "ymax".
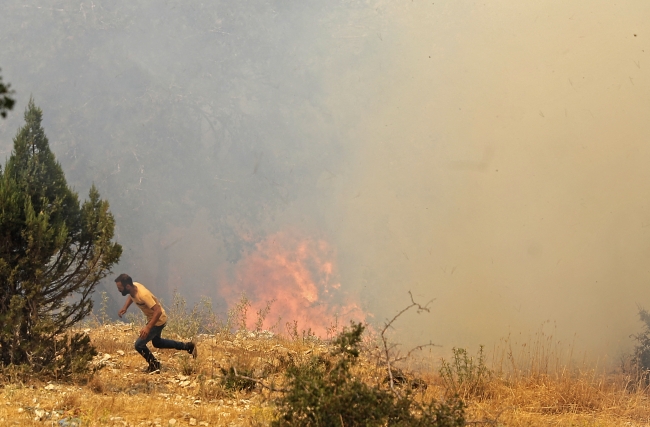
[
  {"xmin": 0, "ymin": 323, "xmax": 312, "ymax": 426},
  {"xmin": 2, "ymin": 322, "xmax": 650, "ymax": 426}
]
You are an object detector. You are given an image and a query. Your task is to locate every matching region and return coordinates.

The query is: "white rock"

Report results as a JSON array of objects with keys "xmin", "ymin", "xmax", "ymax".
[
  {"xmin": 17, "ymin": 408, "xmax": 24, "ymax": 413},
  {"xmin": 168, "ymin": 419, "xmax": 177, "ymax": 426},
  {"xmin": 44, "ymin": 384, "xmax": 56, "ymax": 390},
  {"xmin": 189, "ymin": 419, "xmax": 197, "ymax": 426},
  {"xmin": 199, "ymin": 422, "xmax": 209, "ymax": 426},
  {"xmin": 117, "ymin": 350, "xmax": 125, "ymax": 356}
]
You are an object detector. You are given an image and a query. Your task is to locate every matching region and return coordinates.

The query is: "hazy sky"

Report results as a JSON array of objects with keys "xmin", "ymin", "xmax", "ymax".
[{"xmin": 2, "ymin": 0, "xmax": 650, "ymax": 363}]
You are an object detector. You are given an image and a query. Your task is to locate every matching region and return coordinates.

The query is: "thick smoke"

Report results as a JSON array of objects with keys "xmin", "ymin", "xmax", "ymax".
[
  {"xmin": 325, "ymin": 0, "xmax": 650, "ymax": 360},
  {"xmin": 0, "ymin": 0, "xmax": 384, "ymax": 328},
  {"xmin": 1, "ymin": 1, "xmax": 650, "ymax": 361}
]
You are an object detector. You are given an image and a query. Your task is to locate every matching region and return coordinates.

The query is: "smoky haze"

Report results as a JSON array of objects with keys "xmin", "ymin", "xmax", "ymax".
[{"xmin": 1, "ymin": 1, "xmax": 649, "ymax": 362}]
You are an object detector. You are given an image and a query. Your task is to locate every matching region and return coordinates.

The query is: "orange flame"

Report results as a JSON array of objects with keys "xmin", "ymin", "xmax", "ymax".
[{"xmin": 220, "ymin": 231, "xmax": 365, "ymax": 337}]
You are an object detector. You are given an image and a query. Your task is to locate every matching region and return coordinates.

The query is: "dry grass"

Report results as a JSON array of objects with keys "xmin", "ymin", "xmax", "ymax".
[
  {"xmin": 441, "ymin": 330, "xmax": 650, "ymax": 426},
  {"xmin": 464, "ymin": 369, "xmax": 650, "ymax": 426},
  {"xmin": 1, "ymin": 320, "xmax": 650, "ymax": 426},
  {"xmin": 0, "ymin": 323, "xmax": 324, "ymax": 426}
]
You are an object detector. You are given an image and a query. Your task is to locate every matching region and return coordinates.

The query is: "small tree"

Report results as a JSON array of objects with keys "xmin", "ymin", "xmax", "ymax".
[{"xmin": 0, "ymin": 99, "xmax": 121, "ymax": 375}]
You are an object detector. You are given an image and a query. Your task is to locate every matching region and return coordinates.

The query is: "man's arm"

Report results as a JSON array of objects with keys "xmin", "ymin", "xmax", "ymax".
[
  {"xmin": 118, "ymin": 297, "xmax": 133, "ymax": 318},
  {"xmin": 139, "ymin": 304, "xmax": 163, "ymax": 339}
]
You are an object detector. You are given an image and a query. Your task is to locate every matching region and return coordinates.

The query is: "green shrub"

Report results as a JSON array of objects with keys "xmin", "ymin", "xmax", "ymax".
[
  {"xmin": 52, "ymin": 333, "xmax": 98, "ymax": 379},
  {"xmin": 439, "ymin": 346, "xmax": 491, "ymax": 400},
  {"xmin": 1, "ymin": 331, "xmax": 97, "ymax": 381},
  {"xmin": 626, "ymin": 307, "xmax": 650, "ymax": 384},
  {"xmin": 272, "ymin": 322, "xmax": 465, "ymax": 427}
]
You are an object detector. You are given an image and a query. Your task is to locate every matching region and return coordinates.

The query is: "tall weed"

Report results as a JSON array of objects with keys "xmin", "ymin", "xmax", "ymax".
[
  {"xmin": 439, "ymin": 346, "xmax": 491, "ymax": 400},
  {"xmin": 165, "ymin": 291, "xmax": 218, "ymax": 338}
]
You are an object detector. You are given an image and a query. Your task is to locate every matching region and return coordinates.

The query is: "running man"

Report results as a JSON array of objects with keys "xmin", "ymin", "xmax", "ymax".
[{"xmin": 115, "ymin": 273, "xmax": 197, "ymax": 372}]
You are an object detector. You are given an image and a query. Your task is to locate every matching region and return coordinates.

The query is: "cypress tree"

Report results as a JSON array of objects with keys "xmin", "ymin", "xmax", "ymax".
[{"xmin": 0, "ymin": 99, "xmax": 121, "ymax": 372}]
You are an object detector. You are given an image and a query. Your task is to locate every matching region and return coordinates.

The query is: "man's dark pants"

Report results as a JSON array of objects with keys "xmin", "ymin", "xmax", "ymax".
[{"xmin": 134, "ymin": 323, "xmax": 188, "ymax": 367}]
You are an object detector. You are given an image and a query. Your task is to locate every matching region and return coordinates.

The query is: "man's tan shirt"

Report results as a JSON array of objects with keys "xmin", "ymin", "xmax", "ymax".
[{"xmin": 131, "ymin": 282, "xmax": 167, "ymax": 326}]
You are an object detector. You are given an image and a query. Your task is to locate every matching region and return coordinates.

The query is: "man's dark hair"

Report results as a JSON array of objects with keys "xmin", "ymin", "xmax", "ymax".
[{"xmin": 115, "ymin": 273, "xmax": 133, "ymax": 286}]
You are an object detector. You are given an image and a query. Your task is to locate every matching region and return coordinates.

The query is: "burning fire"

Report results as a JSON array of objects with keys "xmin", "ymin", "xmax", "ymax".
[{"xmin": 220, "ymin": 231, "xmax": 365, "ymax": 337}]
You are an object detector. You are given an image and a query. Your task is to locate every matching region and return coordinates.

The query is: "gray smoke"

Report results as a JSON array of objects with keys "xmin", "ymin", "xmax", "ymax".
[{"xmin": 2, "ymin": 0, "xmax": 649, "ymax": 362}]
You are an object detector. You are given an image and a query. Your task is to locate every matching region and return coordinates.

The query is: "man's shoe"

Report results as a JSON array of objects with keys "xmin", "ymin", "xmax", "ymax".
[
  {"xmin": 146, "ymin": 361, "xmax": 161, "ymax": 373},
  {"xmin": 187, "ymin": 342, "xmax": 198, "ymax": 359}
]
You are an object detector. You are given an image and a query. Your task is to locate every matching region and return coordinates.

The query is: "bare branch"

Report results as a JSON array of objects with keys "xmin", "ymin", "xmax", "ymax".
[{"xmin": 379, "ymin": 291, "xmax": 437, "ymax": 397}]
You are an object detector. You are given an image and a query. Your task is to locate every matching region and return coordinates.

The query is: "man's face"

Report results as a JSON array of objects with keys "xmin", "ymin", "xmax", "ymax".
[{"xmin": 116, "ymin": 281, "xmax": 130, "ymax": 296}]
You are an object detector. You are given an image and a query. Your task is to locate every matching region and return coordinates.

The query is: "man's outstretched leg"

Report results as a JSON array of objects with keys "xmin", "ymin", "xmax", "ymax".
[{"xmin": 150, "ymin": 324, "xmax": 198, "ymax": 358}]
